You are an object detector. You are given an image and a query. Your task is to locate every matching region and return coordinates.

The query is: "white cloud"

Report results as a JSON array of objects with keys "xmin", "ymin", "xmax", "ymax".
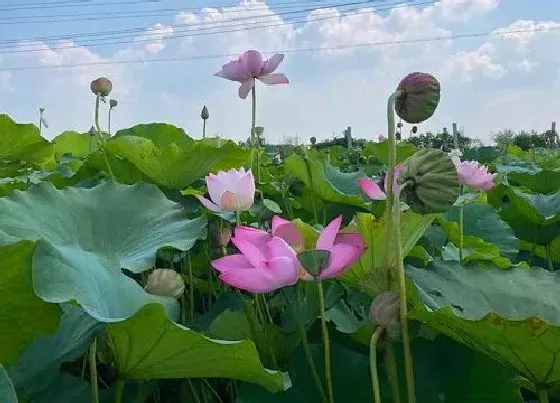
[
  {"xmin": 437, "ymin": 0, "xmax": 500, "ymax": 22},
  {"xmin": 137, "ymin": 23, "xmax": 175, "ymax": 55},
  {"xmin": 442, "ymin": 43, "xmax": 507, "ymax": 81},
  {"xmin": 493, "ymin": 19, "xmax": 560, "ymax": 47}
]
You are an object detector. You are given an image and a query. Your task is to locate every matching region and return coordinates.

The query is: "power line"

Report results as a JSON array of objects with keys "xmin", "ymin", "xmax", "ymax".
[
  {"xmin": 1, "ymin": 26, "xmax": 556, "ymax": 73},
  {"xmin": 0, "ymin": 0, "xmax": 165, "ymax": 11},
  {"xmin": 0, "ymin": 1, "xmax": 423, "ymax": 53}
]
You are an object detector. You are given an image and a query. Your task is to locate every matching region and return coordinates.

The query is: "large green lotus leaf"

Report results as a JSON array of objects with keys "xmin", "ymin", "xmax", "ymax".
[
  {"xmin": 445, "ymin": 202, "xmax": 519, "ymax": 259},
  {"xmin": 407, "ymin": 260, "xmax": 560, "ymax": 384},
  {"xmin": 341, "ymin": 212, "xmax": 436, "ymax": 296},
  {"xmin": 0, "ymin": 114, "xmax": 54, "ymax": 166},
  {"xmin": 52, "ymin": 131, "xmax": 98, "ymax": 159},
  {"xmin": 362, "ymin": 141, "xmax": 417, "ymax": 164},
  {"xmin": 0, "ymin": 365, "xmax": 17, "ymax": 403},
  {"xmin": 0, "ymin": 181, "xmax": 206, "ymax": 322},
  {"xmin": 238, "ymin": 337, "xmax": 520, "ymax": 403},
  {"xmin": 9, "ymin": 305, "xmax": 101, "ymax": 396},
  {"xmin": 508, "ymin": 169, "xmax": 560, "ymax": 194},
  {"xmin": 489, "ymin": 184, "xmax": 560, "ymax": 244},
  {"xmin": 0, "ymin": 241, "xmax": 59, "ymax": 366},
  {"xmin": 106, "ymin": 303, "xmax": 289, "ymax": 393},
  {"xmin": 520, "ymin": 236, "xmax": 560, "ymax": 264},
  {"xmin": 284, "ymin": 154, "xmax": 369, "ymax": 209},
  {"xmin": 114, "ymin": 123, "xmax": 193, "ymax": 150},
  {"xmin": 103, "ymin": 136, "xmax": 253, "ymax": 190}
]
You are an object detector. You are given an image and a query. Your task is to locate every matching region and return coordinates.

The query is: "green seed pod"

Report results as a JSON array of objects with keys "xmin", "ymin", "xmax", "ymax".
[
  {"xmin": 395, "ymin": 72, "xmax": 440, "ymax": 124},
  {"xmin": 398, "ymin": 148, "xmax": 460, "ymax": 214},
  {"xmin": 369, "ymin": 292, "xmax": 400, "ymax": 342},
  {"xmin": 109, "ymin": 99, "xmax": 118, "ymax": 108},
  {"xmin": 90, "ymin": 77, "xmax": 113, "ymax": 97}
]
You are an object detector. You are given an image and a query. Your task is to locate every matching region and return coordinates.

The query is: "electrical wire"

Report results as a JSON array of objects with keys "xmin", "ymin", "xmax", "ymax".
[{"xmin": 1, "ymin": 26, "xmax": 556, "ymax": 72}]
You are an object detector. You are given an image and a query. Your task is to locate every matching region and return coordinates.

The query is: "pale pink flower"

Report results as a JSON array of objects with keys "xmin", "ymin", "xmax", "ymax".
[
  {"xmin": 358, "ymin": 163, "xmax": 405, "ymax": 200},
  {"xmin": 452, "ymin": 157, "xmax": 495, "ymax": 191},
  {"xmin": 211, "ymin": 226, "xmax": 299, "ymax": 293},
  {"xmin": 378, "ymin": 135, "xmax": 387, "ymax": 142},
  {"xmin": 196, "ymin": 168, "xmax": 255, "ymax": 212},
  {"xmin": 214, "ymin": 50, "xmax": 289, "ymax": 99}
]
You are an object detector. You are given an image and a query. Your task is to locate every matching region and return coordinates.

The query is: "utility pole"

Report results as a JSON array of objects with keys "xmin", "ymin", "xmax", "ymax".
[{"xmin": 343, "ymin": 126, "xmax": 352, "ymax": 149}]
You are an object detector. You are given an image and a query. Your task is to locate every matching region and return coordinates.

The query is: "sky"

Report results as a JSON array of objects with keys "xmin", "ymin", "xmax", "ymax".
[{"xmin": 0, "ymin": 0, "xmax": 558, "ymax": 144}]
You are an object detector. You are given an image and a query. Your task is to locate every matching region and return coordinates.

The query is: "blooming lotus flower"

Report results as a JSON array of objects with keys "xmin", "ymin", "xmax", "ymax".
[
  {"xmin": 452, "ymin": 157, "xmax": 495, "ymax": 191},
  {"xmin": 214, "ymin": 50, "xmax": 289, "ymax": 99},
  {"xmin": 358, "ymin": 163, "xmax": 405, "ymax": 200},
  {"xmin": 144, "ymin": 269, "xmax": 185, "ymax": 299},
  {"xmin": 197, "ymin": 168, "xmax": 255, "ymax": 212},
  {"xmin": 211, "ymin": 225, "xmax": 299, "ymax": 293},
  {"xmin": 271, "ymin": 215, "xmax": 366, "ymax": 280}
]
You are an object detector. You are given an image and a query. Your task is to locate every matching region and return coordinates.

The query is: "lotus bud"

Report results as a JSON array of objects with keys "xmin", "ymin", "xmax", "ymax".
[
  {"xmin": 212, "ymin": 221, "xmax": 232, "ymax": 248},
  {"xmin": 398, "ymin": 148, "xmax": 460, "ymax": 214},
  {"xmin": 201, "ymin": 105, "xmax": 209, "ymax": 120},
  {"xmin": 90, "ymin": 77, "xmax": 113, "ymax": 97},
  {"xmin": 310, "ymin": 136, "xmax": 317, "ymax": 145},
  {"xmin": 144, "ymin": 269, "xmax": 185, "ymax": 299},
  {"xmin": 369, "ymin": 291, "xmax": 400, "ymax": 341},
  {"xmin": 395, "ymin": 72, "xmax": 440, "ymax": 124},
  {"xmin": 88, "ymin": 126, "xmax": 96, "ymax": 136},
  {"xmin": 109, "ymin": 99, "xmax": 118, "ymax": 108},
  {"xmin": 412, "ymin": 125, "xmax": 418, "ymax": 134}
]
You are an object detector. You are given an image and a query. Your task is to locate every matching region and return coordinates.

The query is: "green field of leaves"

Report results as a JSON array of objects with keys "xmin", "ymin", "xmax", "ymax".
[{"xmin": 1, "ymin": 59, "xmax": 560, "ymax": 403}]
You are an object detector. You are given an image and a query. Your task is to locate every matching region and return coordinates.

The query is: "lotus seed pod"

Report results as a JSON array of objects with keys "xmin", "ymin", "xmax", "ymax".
[
  {"xmin": 90, "ymin": 77, "xmax": 113, "ymax": 97},
  {"xmin": 310, "ymin": 136, "xmax": 317, "ymax": 145},
  {"xmin": 109, "ymin": 99, "xmax": 118, "ymax": 108},
  {"xmin": 144, "ymin": 269, "xmax": 185, "ymax": 299},
  {"xmin": 395, "ymin": 72, "xmax": 440, "ymax": 124},
  {"xmin": 398, "ymin": 148, "xmax": 461, "ymax": 214},
  {"xmin": 201, "ymin": 105, "xmax": 209, "ymax": 120},
  {"xmin": 369, "ymin": 292, "xmax": 400, "ymax": 341},
  {"xmin": 412, "ymin": 125, "xmax": 418, "ymax": 134}
]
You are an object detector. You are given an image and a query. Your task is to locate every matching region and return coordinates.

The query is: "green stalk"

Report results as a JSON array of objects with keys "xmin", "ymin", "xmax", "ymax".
[
  {"xmin": 187, "ymin": 251, "xmax": 194, "ymax": 322},
  {"xmin": 546, "ymin": 243, "xmax": 554, "ymax": 271},
  {"xmin": 459, "ymin": 204, "xmax": 464, "ymax": 264},
  {"xmin": 303, "ymin": 150, "xmax": 319, "ymax": 224},
  {"xmin": 387, "ymin": 91, "xmax": 416, "ymax": 403},
  {"xmin": 187, "ymin": 379, "xmax": 202, "ymax": 403},
  {"xmin": 369, "ymin": 328, "xmax": 383, "ymax": 403},
  {"xmin": 538, "ymin": 387, "xmax": 549, "ymax": 403},
  {"xmin": 292, "ymin": 287, "xmax": 328, "ymax": 403},
  {"xmin": 108, "ymin": 107, "xmax": 113, "ymax": 137},
  {"xmin": 317, "ymin": 281, "xmax": 334, "ymax": 403},
  {"xmin": 114, "ymin": 379, "xmax": 124, "ymax": 403},
  {"xmin": 202, "ymin": 119, "xmax": 206, "ymax": 139},
  {"xmin": 384, "ymin": 345, "xmax": 401, "ymax": 403},
  {"xmin": 89, "ymin": 338, "xmax": 99, "ymax": 403},
  {"xmin": 94, "ymin": 93, "xmax": 114, "ymax": 180}
]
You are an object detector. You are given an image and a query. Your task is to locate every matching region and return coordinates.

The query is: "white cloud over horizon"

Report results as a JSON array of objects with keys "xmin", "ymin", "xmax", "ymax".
[{"xmin": 0, "ymin": 0, "xmax": 558, "ymax": 144}]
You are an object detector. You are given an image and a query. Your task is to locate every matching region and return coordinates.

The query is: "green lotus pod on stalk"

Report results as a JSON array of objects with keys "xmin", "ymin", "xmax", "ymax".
[
  {"xmin": 399, "ymin": 148, "xmax": 460, "ymax": 214},
  {"xmin": 109, "ymin": 99, "xmax": 118, "ymax": 108},
  {"xmin": 395, "ymin": 72, "xmax": 440, "ymax": 124},
  {"xmin": 90, "ymin": 77, "xmax": 113, "ymax": 97}
]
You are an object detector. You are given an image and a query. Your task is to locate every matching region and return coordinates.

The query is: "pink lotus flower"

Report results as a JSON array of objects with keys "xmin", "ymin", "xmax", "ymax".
[
  {"xmin": 196, "ymin": 168, "xmax": 255, "ymax": 212},
  {"xmin": 272, "ymin": 215, "xmax": 366, "ymax": 280},
  {"xmin": 452, "ymin": 157, "xmax": 495, "ymax": 191},
  {"xmin": 211, "ymin": 226, "xmax": 299, "ymax": 293},
  {"xmin": 214, "ymin": 50, "xmax": 289, "ymax": 99},
  {"xmin": 378, "ymin": 135, "xmax": 387, "ymax": 142},
  {"xmin": 358, "ymin": 163, "xmax": 405, "ymax": 200}
]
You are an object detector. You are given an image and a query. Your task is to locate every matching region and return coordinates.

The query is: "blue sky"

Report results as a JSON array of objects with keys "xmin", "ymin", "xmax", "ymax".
[{"xmin": 0, "ymin": 0, "xmax": 558, "ymax": 144}]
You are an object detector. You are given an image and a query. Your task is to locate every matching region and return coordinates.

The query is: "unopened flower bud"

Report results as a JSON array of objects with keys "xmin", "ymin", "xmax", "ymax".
[
  {"xmin": 395, "ymin": 72, "xmax": 440, "ymax": 124},
  {"xmin": 90, "ymin": 77, "xmax": 113, "ymax": 97},
  {"xmin": 369, "ymin": 292, "xmax": 400, "ymax": 341},
  {"xmin": 399, "ymin": 148, "xmax": 460, "ymax": 214},
  {"xmin": 144, "ymin": 269, "xmax": 185, "ymax": 299},
  {"xmin": 88, "ymin": 126, "xmax": 96, "ymax": 136},
  {"xmin": 201, "ymin": 105, "xmax": 209, "ymax": 120},
  {"xmin": 109, "ymin": 99, "xmax": 118, "ymax": 108}
]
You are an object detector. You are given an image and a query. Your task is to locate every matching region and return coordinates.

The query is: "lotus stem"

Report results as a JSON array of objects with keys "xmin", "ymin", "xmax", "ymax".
[
  {"xmin": 114, "ymin": 379, "xmax": 124, "ymax": 403},
  {"xmin": 303, "ymin": 149, "xmax": 320, "ymax": 224},
  {"xmin": 187, "ymin": 251, "xmax": 194, "ymax": 322},
  {"xmin": 89, "ymin": 338, "xmax": 99, "ymax": 403},
  {"xmin": 94, "ymin": 93, "xmax": 115, "ymax": 180},
  {"xmin": 387, "ymin": 90, "xmax": 416, "ymax": 403},
  {"xmin": 317, "ymin": 280, "xmax": 334, "ymax": 403},
  {"xmin": 108, "ymin": 107, "xmax": 113, "ymax": 137},
  {"xmin": 459, "ymin": 204, "xmax": 464, "ymax": 264},
  {"xmin": 292, "ymin": 287, "xmax": 328, "ymax": 403},
  {"xmin": 384, "ymin": 345, "xmax": 401, "ymax": 403},
  {"xmin": 202, "ymin": 119, "xmax": 206, "ymax": 139},
  {"xmin": 369, "ymin": 327, "xmax": 383, "ymax": 403},
  {"xmin": 546, "ymin": 243, "xmax": 554, "ymax": 271},
  {"xmin": 538, "ymin": 387, "xmax": 549, "ymax": 403}
]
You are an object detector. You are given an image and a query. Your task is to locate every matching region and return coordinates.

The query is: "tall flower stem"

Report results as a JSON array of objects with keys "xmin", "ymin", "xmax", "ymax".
[
  {"xmin": 250, "ymin": 86, "xmax": 263, "ymax": 203},
  {"xmin": 317, "ymin": 281, "xmax": 334, "ymax": 403},
  {"xmin": 303, "ymin": 149, "xmax": 319, "ymax": 224},
  {"xmin": 369, "ymin": 327, "xmax": 383, "ymax": 403},
  {"xmin": 387, "ymin": 91, "xmax": 416, "ymax": 403},
  {"xmin": 108, "ymin": 107, "xmax": 113, "ymax": 137},
  {"xmin": 459, "ymin": 204, "xmax": 464, "ymax": 264},
  {"xmin": 202, "ymin": 119, "xmax": 207, "ymax": 139},
  {"xmin": 187, "ymin": 251, "xmax": 194, "ymax": 321},
  {"xmin": 89, "ymin": 338, "xmax": 99, "ymax": 403},
  {"xmin": 94, "ymin": 94, "xmax": 114, "ymax": 180},
  {"xmin": 538, "ymin": 387, "xmax": 549, "ymax": 403},
  {"xmin": 291, "ymin": 287, "xmax": 327, "ymax": 403},
  {"xmin": 384, "ymin": 346, "xmax": 401, "ymax": 403}
]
